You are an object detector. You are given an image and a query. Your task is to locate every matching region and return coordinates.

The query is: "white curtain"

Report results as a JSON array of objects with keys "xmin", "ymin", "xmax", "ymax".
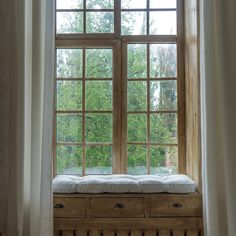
[
  {"xmin": 200, "ymin": 0, "xmax": 236, "ymax": 236},
  {"xmin": 0, "ymin": 0, "xmax": 54, "ymax": 235}
]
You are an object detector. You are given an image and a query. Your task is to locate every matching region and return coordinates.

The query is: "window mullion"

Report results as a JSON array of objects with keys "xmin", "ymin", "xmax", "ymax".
[
  {"xmin": 121, "ymin": 42, "xmax": 128, "ymax": 174},
  {"xmin": 113, "ymin": 42, "xmax": 122, "ymax": 174},
  {"xmin": 82, "ymin": 48, "xmax": 86, "ymax": 176}
]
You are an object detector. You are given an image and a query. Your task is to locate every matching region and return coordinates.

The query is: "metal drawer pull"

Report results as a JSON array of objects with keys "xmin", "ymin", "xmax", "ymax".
[
  {"xmin": 54, "ymin": 203, "xmax": 65, "ymax": 209},
  {"xmin": 114, "ymin": 203, "xmax": 125, "ymax": 209},
  {"xmin": 172, "ymin": 202, "xmax": 183, "ymax": 208}
]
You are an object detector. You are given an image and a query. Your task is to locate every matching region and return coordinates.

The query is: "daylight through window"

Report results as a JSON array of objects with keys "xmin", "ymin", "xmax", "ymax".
[{"xmin": 54, "ymin": 0, "xmax": 185, "ymax": 176}]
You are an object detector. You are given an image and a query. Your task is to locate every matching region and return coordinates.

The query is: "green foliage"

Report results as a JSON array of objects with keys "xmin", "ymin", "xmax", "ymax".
[{"xmin": 56, "ymin": 1, "xmax": 178, "ymax": 175}]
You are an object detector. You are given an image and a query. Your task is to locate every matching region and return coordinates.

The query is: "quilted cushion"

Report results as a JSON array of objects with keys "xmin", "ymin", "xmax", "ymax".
[{"xmin": 53, "ymin": 174, "xmax": 195, "ymax": 193}]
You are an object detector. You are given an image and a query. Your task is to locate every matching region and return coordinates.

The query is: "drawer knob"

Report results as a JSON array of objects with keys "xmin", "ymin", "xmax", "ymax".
[
  {"xmin": 114, "ymin": 203, "xmax": 125, "ymax": 209},
  {"xmin": 54, "ymin": 203, "xmax": 65, "ymax": 209},
  {"xmin": 172, "ymin": 202, "xmax": 183, "ymax": 208}
]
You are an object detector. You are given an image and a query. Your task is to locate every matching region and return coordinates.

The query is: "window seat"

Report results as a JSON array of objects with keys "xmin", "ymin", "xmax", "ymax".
[{"xmin": 53, "ymin": 174, "xmax": 195, "ymax": 194}]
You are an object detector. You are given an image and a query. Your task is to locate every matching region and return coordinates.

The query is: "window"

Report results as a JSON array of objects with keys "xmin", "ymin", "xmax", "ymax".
[{"xmin": 54, "ymin": 0, "xmax": 185, "ymax": 176}]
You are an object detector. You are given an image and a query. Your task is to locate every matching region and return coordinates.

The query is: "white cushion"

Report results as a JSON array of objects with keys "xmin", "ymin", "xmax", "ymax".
[{"xmin": 53, "ymin": 174, "xmax": 195, "ymax": 194}]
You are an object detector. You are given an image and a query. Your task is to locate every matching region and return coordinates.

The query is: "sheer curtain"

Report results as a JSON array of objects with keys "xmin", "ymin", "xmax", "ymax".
[
  {"xmin": 200, "ymin": 0, "xmax": 236, "ymax": 235},
  {"xmin": 0, "ymin": 0, "xmax": 54, "ymax": 235}
]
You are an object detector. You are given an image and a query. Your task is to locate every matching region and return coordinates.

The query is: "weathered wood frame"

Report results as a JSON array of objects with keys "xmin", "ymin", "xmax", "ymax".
[{"xmin": 53, "ymin": 0, "xmax": 189, "ymax": 176}]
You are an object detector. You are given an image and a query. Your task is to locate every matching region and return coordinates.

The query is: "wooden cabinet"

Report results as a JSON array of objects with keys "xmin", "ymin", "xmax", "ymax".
[{"xmin": 54, "ymin": 193, "xmax": 203, "ymax": 236}]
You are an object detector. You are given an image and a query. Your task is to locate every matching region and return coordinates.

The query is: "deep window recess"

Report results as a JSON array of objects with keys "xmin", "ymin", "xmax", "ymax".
[{"xmin": 54, "ymin": 0, "xmax": 185, "ymax": 176}]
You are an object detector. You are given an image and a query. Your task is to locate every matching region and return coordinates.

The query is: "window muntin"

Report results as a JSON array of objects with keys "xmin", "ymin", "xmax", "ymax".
[
  {"xmin": 56, "ymin": 47, "xmax": 114, "ymax": 175},
  {"xmin": 121, "ymin": 0, "xmax": 176, "ymax": 36},
  {"xmin": 56, "ymin": 0, "xmax": 114, "ymax": 34},
  {"xmin": 54, "ymin": 0, "xmax": 184, "ymax": 176}
]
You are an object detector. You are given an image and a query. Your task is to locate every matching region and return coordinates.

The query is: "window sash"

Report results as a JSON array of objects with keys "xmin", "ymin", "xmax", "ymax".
[{"xmin": 53, "ymin": 0, "xmax": 185, "ymax": 176}]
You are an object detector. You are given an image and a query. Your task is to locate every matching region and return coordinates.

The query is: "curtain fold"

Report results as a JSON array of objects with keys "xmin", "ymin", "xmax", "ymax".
[
  {"xmin": 1, "ymin": 0, "xmax": 55, "ymax": 235},
  {"xmin": 200, "ymin": 0, "xmax": 236, "ymax": 235}
]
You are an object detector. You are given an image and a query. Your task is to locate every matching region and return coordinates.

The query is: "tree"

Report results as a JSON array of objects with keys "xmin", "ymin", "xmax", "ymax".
[{"xmin": 56, "ymin": 0, "xmax": 178, "ymax": 175}]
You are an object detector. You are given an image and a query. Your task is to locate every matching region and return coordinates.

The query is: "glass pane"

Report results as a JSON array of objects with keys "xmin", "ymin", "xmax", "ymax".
[
  {"xmin": 128, "ymin": 114, "xmax": 146, "ymax": 142},
  {"xmin": 121, "ymin": 0, "xmax": 146, "ymax": 9},
  {"xmin": 150, "ymin": 81, "xmax": 177, "ymax": 111},
  {"xmin": 150, "ymin": 146, "xmax": 178, "ymax": 174},
  {"xmin": 57, "ymin": 81, "xmax": 82, "ymax": 111},
  {"xmin": 86, "ymin": 12, "xmax": 114, "ymax": 33},
  {"xmin": 149, "ymin": 11, "xmax": 176, "ymax": 35},
  {"xmin": 57, "ymin": 49, "xmax": 83, "ymax": 78},
  {"xmin": 86, "ymin": 146, "xmax": 112, "ymax": 174},
  {"xmin": 57, "ymin": 0, "xmax": 83, "ymax": 9},
  {"xmin": 128, "ymin": 44, "xmax": 147, "ymax": 78},
  {"xmin": 57, "ymin": 12, "xmax": 83, "ymax": 34},
  {"xmin": 150, "ymin": 113, "xmax": 177, "ymax": 143},
  {"xmin": 128, "ymin": 81, "xmax": 147, "ymax": 111},
  {"xmin": 86, "ymin": 49, "xmax": 112, "ymax": 78},
  {"xmin": 121, "ymin": 12, "xmax": 147, "ymax": 35},
  {"xmin": 150, "ymin": 0, "xmax": 176, "ymax": 9},
  {"xmin": 150, "ymin": 44, "xmax": 177, "ymax": 78},
  {"xmin": 57, "ymin": 114, "xmax": 82, "ymax": 142},
  {"xmin": 86, "ymin": 81, "xmax": 112, "ymax": 111},
  {"xmin": 57, "ymin": 145, "xmax": 82, "ymax": 175},
  {"xmin": 86, "ymin": 0, "xmax": 114, "ymax": 9},
  {"xmin": 86, "ymin": 114, "xmax": 112, "ymax": 142},
  {"xmin": 128, "ymin": 145, "xmax": 146, "ymax": 174}
]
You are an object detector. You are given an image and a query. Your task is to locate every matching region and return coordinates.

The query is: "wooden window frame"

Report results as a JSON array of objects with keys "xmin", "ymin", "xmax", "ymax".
[{"xmin": 53, "ymin": 0, "xmax": 188, "ymax": 176}]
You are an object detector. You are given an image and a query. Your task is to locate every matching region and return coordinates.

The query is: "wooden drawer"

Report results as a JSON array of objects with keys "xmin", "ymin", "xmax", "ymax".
[
  {"xmin": 149, "ymin": 194, "xmax": 202, "ymax": 217},
  {"xmin": 91, "ymin": 197, "xmax": 145, "ymax": 218},
  {"xmin": 54, "ymin": 197, "xmax": 86, "ymax": 218}
]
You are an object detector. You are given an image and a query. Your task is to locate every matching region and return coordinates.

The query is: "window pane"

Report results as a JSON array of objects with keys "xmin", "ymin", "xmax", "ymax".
[
  {"xmin": 57, "ymin": 145, "xmax": 82, "ymax": 174},
  {"xmin": 121, "ymin": 12, "xmax": 147, "ymax": 35},
  {"xmin": 128, "ymin": 145, "xmax": 146, "ymax": 175},
  {"xmin": 128, "ymin": 81, "xmax": 147, "ymax": 111},
  {"xmin": 57, "ymin": 12, "xmax": 83, "ymax": 34},
  {"xmin": 150, "ymin": 81, "xmax": 177, "ymax": 111},
  {"xmin": 86, "ymin": 0, "xmax": 114, "ymax": 9},
  {"xmin": 86, "ymin": 146, "xmax": 112, "ymax": 174},
  {"xmin": 86, "ymin": 114, "xmax": 112, "ymax": 142},
  {"xmin": 86, "ymin": 81, "xmax": 112, "ymax": 111},
  {"xmin": 57, "ymin": 0, "xmax": 83, "ymax": 9},
  {"xmin": 150, "ymin": 44, "xmax": 177, "ymax": 78},
  {"xmin": 150, "ymin": 146, "xmax": 177, "ymax": 174},
  {"xmin": 149, "ymin": 11, "xmax": 176, "ymax": 35},
  {"xmin": 57, "ymin": 49, "xmax": 83, "ymax": 78},
  {"xmin": 57, "ymin": 114, "xmax": 82, "ymax": 142},
  {"xmin": 128, "ymin": 114, "xmax": 146, "ymax": 142},
  {"xmin": 121, "ymin": 0, "xmax": 146, "ymax": 9},
  {"xmin": 128, "ymin": 44, "xmax": 147, "ymax": 78},
  {"xmin": 150, "ymin": 113, "xmax": 177, "ymax": 143},
  {"xmin": 86, "ymin": 49, "xmax": 112, "ymax": 78},
  {"xmin": 57, "ymin": 81, "xmax": 82, "ymax": 111},
  {"xmin": 150, "ymin": 0, "xmax": 176, "ymax": 9},
  {"xmin": 86, "ymin": 12, "xmax": 114, "ymax": 33}
]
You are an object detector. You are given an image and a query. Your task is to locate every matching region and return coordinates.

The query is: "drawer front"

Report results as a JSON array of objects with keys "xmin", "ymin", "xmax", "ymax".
[
  {"xmin": 149, "ymin": 195, "xmax": 202, "ymax": 217},
  {"xmin": 91, "ymin": 197, "xmax": 144, "ymax": 218},
  {"xmin": 54, "ymin": 197, "xmax": 86, "ymax": 218}
]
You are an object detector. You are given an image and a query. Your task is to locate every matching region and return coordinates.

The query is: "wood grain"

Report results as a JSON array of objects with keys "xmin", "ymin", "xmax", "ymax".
[
  {"xmin": 54, "ymin": 197, "xmax": 86, "ymax": 218},
  {"xmin": 184, "ymin": 0, "xmax": 201, "ymax": 192},
  {"xmin": 54, "ymin": 217, "xmax": 203, "ymax": 230},
  {"xmin": 159, "ymin": 230, "xmax": 171, "ymax": 236},
  {"xmin": 172, "ymin": 230, "xmax": 185, "ymax": 236},
  {"xmin": 149, "ymin": 195, "xmax": 202, "ymax": 217},
  {"xmin": 90, "ymin": 197, "xmax": 144, "ymax": 218}
]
